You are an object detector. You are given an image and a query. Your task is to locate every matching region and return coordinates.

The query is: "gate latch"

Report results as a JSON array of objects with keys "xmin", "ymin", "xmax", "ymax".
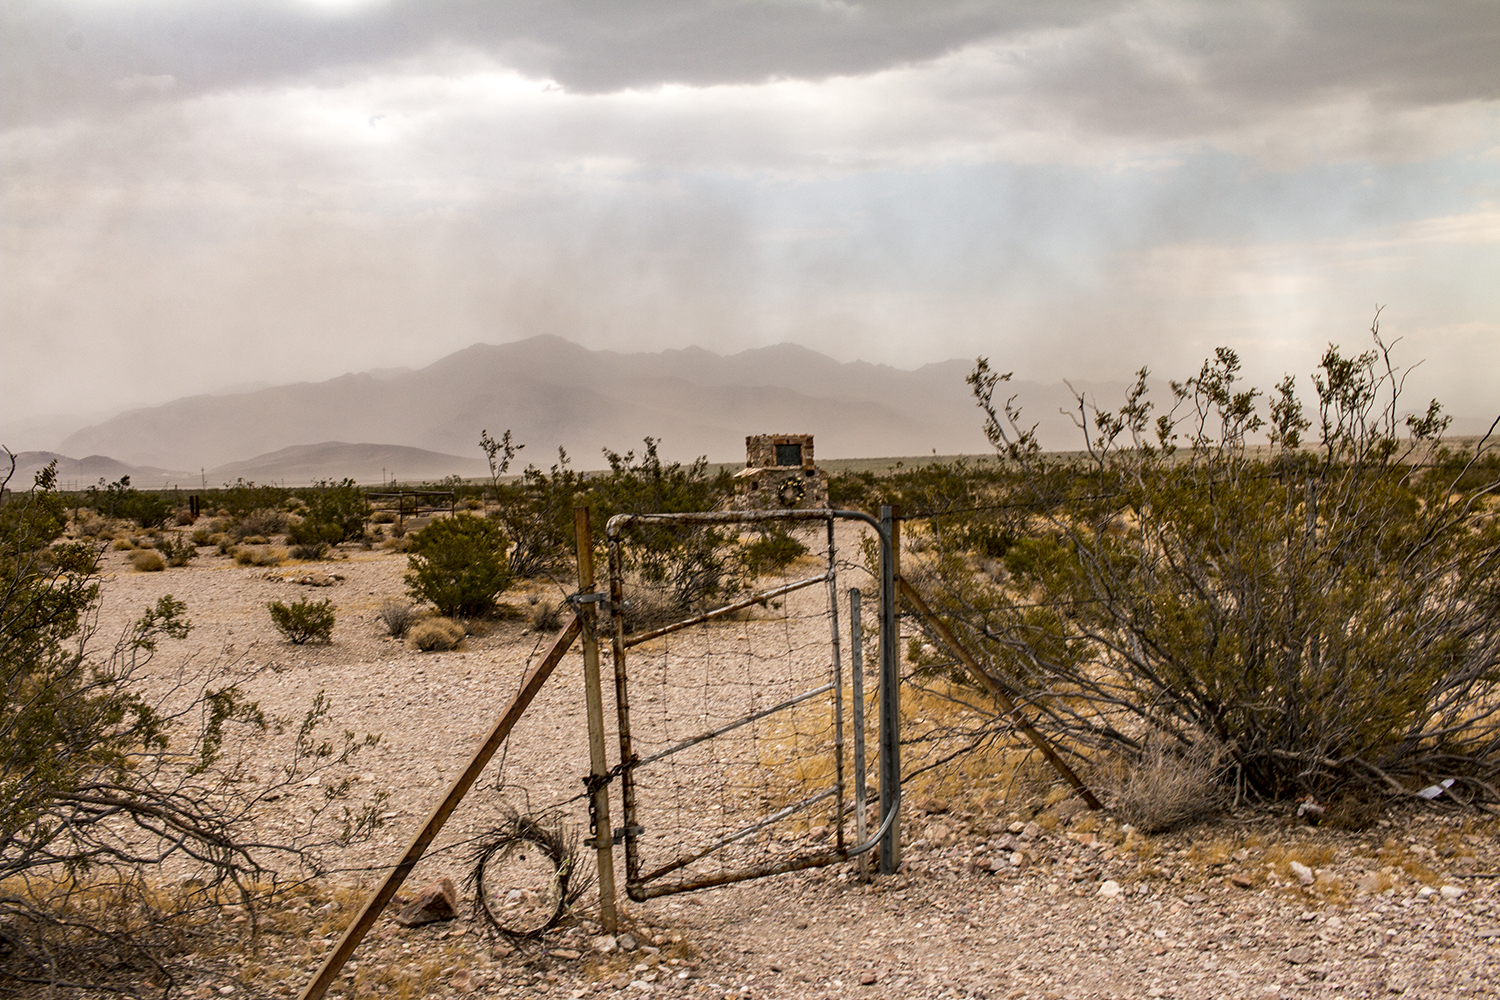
[{"xmin": 613, "ymin": 824, "xmax": 643, "ymax": 845}]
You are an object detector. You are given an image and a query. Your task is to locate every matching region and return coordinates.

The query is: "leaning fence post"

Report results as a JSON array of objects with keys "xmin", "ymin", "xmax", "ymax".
[
  {"xmin": 297, "ymin": 618, "xmax": 581, "ymax": 1000},
  {"xmin": 574, "ymin": 506, "xmax": 619, "ymax": 933},
  {"xmin": 878, "ymin": 504, "xmax": 901, "ymax": 874}
]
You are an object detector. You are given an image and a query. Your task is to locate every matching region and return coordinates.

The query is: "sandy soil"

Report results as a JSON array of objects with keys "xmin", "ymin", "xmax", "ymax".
[{"xmin": 85, "ymin": 534, "xmax": 1500, "ymax": 1000}]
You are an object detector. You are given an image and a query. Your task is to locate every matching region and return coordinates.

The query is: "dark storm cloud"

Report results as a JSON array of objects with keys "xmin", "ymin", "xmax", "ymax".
[
  {"xmin": 2, "ymin": 0, "xmax": 1104, "ymax": 125},
  {"xmin": 7, "ymin": 1, "xmax": 1498, "ymax": 132}
]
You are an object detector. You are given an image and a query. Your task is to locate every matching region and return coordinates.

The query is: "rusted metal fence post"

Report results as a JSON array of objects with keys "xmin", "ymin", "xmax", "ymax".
[
  {"xmin": 878, "ymin": 504, "xmax": 901, "ymax": 874},
  {"xmin": 606, "ymin": 526, "xmax": 643, "ymax": 896},
  {"xmin": 574, "ymin": 506, "xmax": 619, "ymax": 932}
]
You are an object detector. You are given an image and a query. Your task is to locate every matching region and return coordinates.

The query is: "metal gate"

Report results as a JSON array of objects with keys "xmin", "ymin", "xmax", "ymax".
[{"xmin": 604, "ymin": 508, "xmax": 900, "ymax": 900}]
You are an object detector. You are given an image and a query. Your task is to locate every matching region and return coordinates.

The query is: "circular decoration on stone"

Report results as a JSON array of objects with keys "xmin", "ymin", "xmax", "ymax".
[{"xmin": 777, "ymin": 477, "xmax": 806, "ymax": 507}]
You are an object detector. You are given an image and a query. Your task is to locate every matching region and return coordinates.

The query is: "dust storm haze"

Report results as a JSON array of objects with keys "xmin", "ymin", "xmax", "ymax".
[{"xmin": 3, "ymin": 1, "xmax": 1498, "ymax": 451}]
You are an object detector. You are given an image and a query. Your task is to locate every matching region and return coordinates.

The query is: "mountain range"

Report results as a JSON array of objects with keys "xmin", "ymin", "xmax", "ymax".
[{"xmin": 10, "ymin": 336, "xmax": 1165, "ymax": 486}]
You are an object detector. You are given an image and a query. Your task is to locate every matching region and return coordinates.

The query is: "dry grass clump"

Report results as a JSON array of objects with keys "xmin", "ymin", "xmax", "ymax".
[
  {"xmin": 111, "ymin": 536, "xmax": 136, "ymax": 551},
  {"xmin": 127, "ymin": 549, "xmax": 166, "ymax": 572},
  {"xmin": 410, "ymin": 617, "xmax": 466, "ymax": 652},
  {"xmin": 528, "ymin": 595, "xmax": 565, "ymax": 632},
  {"xmin": 1106, "ymin": 738, "xmax": 1224, "ymax": 834},
  {"xmin": 233, "ymin": 545, "xmax": 286, "ymax": 567},
  {"xmin": 376, "ymin": 599, "xmax": 420, "ymax": 638}
]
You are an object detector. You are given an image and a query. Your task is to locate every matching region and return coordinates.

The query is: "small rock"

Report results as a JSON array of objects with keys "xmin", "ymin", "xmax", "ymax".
[
  {"xmin": 392, "ymin": 877, "xmax": 457, "ymax": 927},
  {"xmin": 592, "ymin": 935, "xmax": 618, "ymax": 955},
  {"xmin": 859, "ymin": 971, "xmax": 878, "ymax": 985},
  {"xmin": 1440, "ymin": 885, "xmax": 1464, "ymax": 901},
  {"xmin": 1230, "ymin": 874, "xmax": 1254, "ymax": 889},
  {"xmin": 1475, "ymin": 926, "xmax": 1500, "ymax": 939},
  {"xmin": 1288, "ymin": 861, "xmax": 1315, "ymax": 885},
  {"xmin": 550, "ymin": 949, "xmax": 582, "ymax": 960},
  {"xmin": 1284, "ymin": 946, "xmax": 1314, "ymax": 965},
  {"xmin": 1097, "ymin": 880, "xmax": 1122, "ymax": 899},
  {"xmin": 1417, "ymin": 886, "xmax": 1436, "ymax": 900},
  {"xmin": 1021, "ymin": 821, "xmax": 1042, "ymax": 841},
  {"xmin": 1008, "ymin": 821, "xmax": 1026, "ymax": 835},
  {"xmin": 917, "ymin": 796, "xmax": 950, "ymax": 814},
  {"xmin": 618, "ymin": 932, "xmax": 639, "ymax": 951},
  {"xmin": 449, "ymin": 970, "xmax": 472, "ymax": 994},
  {"xmin": 1182, "ymin": 892, "xmax": 1207, "ymax": 903}
]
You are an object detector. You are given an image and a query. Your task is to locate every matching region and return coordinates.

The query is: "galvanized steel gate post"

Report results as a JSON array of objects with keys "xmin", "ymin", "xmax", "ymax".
[{"xmin": 878, "ymin": 505, "xmax": 901, "ymax": 875}]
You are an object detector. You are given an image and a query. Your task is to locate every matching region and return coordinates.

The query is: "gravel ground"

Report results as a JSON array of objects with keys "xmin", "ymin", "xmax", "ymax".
[{"xmin": 86, "ymin": 536, "xmax": 1500, "ymax": 1000}]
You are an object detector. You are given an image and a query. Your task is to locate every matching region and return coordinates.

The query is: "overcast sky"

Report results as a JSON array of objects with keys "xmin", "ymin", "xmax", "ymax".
[{"xmin": 4, "ymin": 0, "xmax": 1498, "ymax": 435}]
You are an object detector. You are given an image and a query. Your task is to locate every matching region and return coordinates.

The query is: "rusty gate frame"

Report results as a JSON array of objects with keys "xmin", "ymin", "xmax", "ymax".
[{"xmin": 604, "ymin": 508, "xmax": 900, "ymax": 901}]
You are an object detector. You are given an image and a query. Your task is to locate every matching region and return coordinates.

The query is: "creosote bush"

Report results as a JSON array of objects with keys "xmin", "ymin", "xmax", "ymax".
[
  {"xmin": 2, "ymin": 453, "xmax": 386, "ymax": 994},
  {"xmin": 155, "ymin": 533, "xmax": 198, "ymax": 566},
  {"xmin": 905, "ymin": 315, "xmax": 1500, "ymax": 806},
  {"xmin": 404, "ymin": 513, "xmax": 511, "ymax": 618},
  {"xmin": 267, "ymin": 596, "xmax": 336, "ymax": 645}
]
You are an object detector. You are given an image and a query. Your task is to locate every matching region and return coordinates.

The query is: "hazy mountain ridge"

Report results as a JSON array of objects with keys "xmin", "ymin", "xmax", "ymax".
[
  {"xmin": 52, "ymin": 335, "xmax": 1167, "ymax": 475},
  {"xmin": 5, "ymin": 443, "xmax": 488, "ymax": 492}
]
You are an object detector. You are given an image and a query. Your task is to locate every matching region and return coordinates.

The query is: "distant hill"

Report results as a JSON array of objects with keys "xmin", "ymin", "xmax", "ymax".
[
  {"xmin": 207, "ymin": 442, "xmax": 486, "ymax": 486},
  {"xmin": 55, "ymin": 335, "xmax": 1163, "ymax": 471},
  {"xmin": 4, "ymin": 451, "xmax": 183, "ymax": 492}
]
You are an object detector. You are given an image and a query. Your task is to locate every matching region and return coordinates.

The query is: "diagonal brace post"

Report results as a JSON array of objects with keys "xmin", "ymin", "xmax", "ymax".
[
  {"xmin": 298, "ymin": 617, "xmax": 583, "ymax": 1000},
  {"xmin": 897, "ymin": 577, "xmax": 1102, "ymax": 810}
]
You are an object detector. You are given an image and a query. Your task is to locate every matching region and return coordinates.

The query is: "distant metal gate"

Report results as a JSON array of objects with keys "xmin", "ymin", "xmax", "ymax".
[{"xmin": 605, "ymin": 509, "xmax": 900, "ymax": 900}]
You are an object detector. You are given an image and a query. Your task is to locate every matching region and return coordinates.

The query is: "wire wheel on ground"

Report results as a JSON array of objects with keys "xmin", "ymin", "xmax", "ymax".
[{"xmin": 471, "ymin": 816, "xmax": 580, "ymax": 938}]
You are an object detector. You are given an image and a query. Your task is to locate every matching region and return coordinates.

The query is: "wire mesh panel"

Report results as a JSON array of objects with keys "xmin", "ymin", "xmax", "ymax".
[{"xmin": 604, "ymin": 509, "xmax": 886, "ymax": 900}]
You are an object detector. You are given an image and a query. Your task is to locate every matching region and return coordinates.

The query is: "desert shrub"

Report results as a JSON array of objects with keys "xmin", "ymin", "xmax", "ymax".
[
  {"xmin": 155, "ymin": 533, "xmax": 198, "ymax": 566},
  {"xmin": 371, "ymin": 509, "xmax": 397, "ymax": 524},
  {"xmin": 377, "ymin": 598, "xmax": 419, "ymax": 638},
  {"xmin": 128, "ymin": 548, "xmax": 166, "ymax": 572},
  {"xmin": 233, "ymin": 545, "xmax": 286, "ymax": 567},
  {"xmin": 289, "ymin": 542, "xmax": 331, "ymax": 560},
  {"xmin": 267, "ymin": 597, "xmax": 336, "ymax": 644},
  {"xmin": 83, "ymin": 475, "xmax": 172, "ymax": 528},
  {"xmin": 2, "ymin": 453, "xmax": 389, "ymax": 991},
  {"xmin": 490, "ymin": 447, "xmax": 584, "ymax": 578},
  {"xmin": 405, "ymin": 514, "xmax": 511, "ymax": 617},
  {"xmin": 210, "ymin": 478, "xmax": 290, "ymax": 519},
  {"xmin": 292, "ymin": 478, "xmax": 370, "ymax": 544},
  {"xmin": 110, "ymin": 536, "xmax": 135, "ymax": 551},
  {"xmin": 409, "ymin": 616, "xmax": 466, "ymax": 651},
  {"xmin": 528, "ymin": 596, "xmax": 565, "ymax": 632},
  {"xmin": 739, "ymin": 525, "xmax": 809, "ymax": 577},
  {"xmin": 73, "ymin": 512, "xmax": 109, "ymax": 538},
  {"xmin": 916, "ymin": 323, "xmax": 1500, "ymax": 803},
  {"xmin": 230, "ymin": 507, "xmax": 289, "ymax": 541},
  {"xmin": 591, "ymin": 438, "xmax": 738, "ymax": 618},
  {"xmin": 190, "ymin": 525, "xmax": 215, "ymax": 545},
  {"xmin": 290, "ymin": 541, "xmax": 330, "ymax": 560}
]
